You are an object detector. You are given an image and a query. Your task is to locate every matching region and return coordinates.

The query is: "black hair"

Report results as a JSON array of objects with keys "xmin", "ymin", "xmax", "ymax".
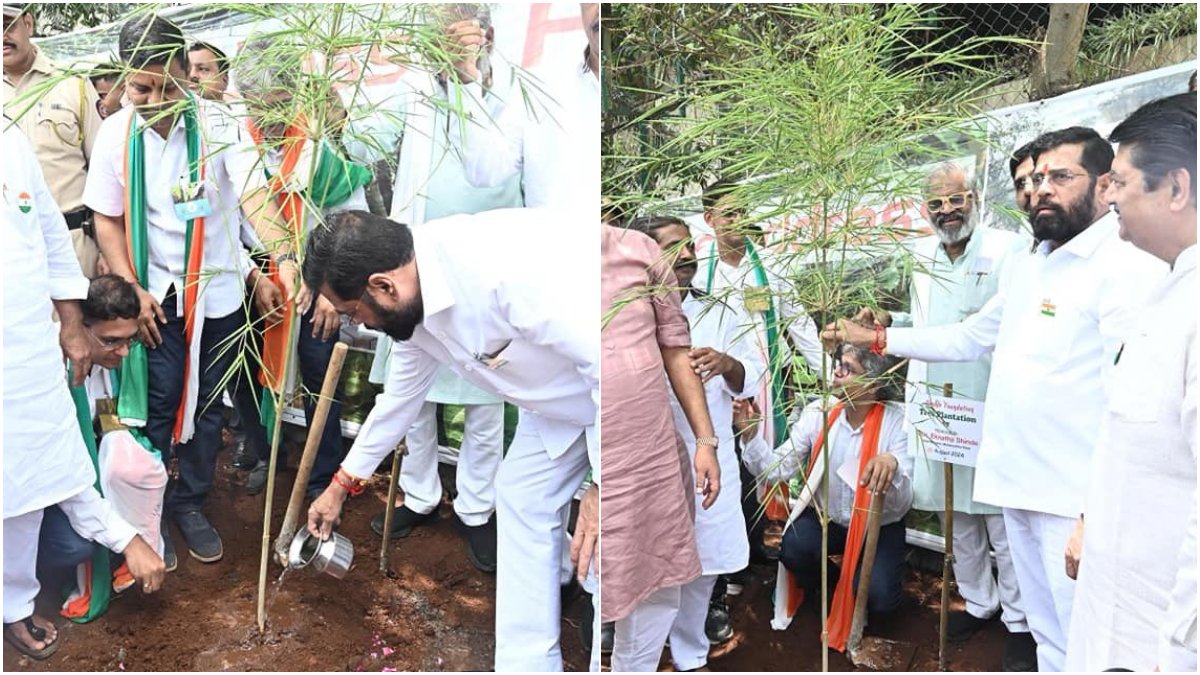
[
  {"xmin": 83, "ymin": 274, "xmax": 140, "ymax": 324},
  {"xmin": 1029, "ymin": 126, "xmax": 1114, "ymax": 177},
  {"xmin": 188, "ymin": 41, "xmax": 229, "ymax": 73},
  {"xmin": 302, "ymin": 210, "xmax": 416, "ymax": 301},
  {"xmin": 625, "ymin": 215, "xmax": 687, "ymax": 241},
  {"xmin": 1009, "ymin": 138, "xmax": 1039, "ymax": 178},
  {"xmin": 118, "ymin": 14, "xmax": 188, "ymax": 72},
  {"xmin": 700, "ymin": 177, "xmax": 741, "ymax": 213},
  {"xmin": 1109, "ymin": 93, "xmax": 1196, "ymax": 204},
  {"xmin": 89, "ymin": 65, "xmax": 120, "ymax": 86},
  {"xmin": 836, "ymin": 342, "xmax": 904, "ymax": 402}
]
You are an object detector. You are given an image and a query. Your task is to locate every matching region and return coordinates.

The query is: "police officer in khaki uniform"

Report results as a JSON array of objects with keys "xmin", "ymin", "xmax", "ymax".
[{"xmin": 3, "ymin": 3, "xmax": 105, "ymax": 278}]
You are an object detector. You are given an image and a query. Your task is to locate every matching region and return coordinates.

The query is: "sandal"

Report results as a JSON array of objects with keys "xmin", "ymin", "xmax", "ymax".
[{"xmin": 4, "ymin": 616, "xmax": 60, "ymax": 660}]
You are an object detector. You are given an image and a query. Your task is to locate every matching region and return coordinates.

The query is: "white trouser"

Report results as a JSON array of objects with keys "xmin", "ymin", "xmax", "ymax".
[
  {"xmin": 612, "ymin": 584, "xmax": 683, "ymax": 672},
  {"xmin": 669, "ymin": 573, "xmax": 718, "ymax": 671},
  {"xmin": 401, "ymin": 401, "xmax": 503, "ymax": 526},
  {"xmin": 940, "ymin": 511, "xmax": 1028, "ymax": 632},
  {"xmin": 493, "ymin": 426, "xmax": 589, "ymax": 672},
  {"xmin": 1003, "ymin": 508, "xmax": 1076, "ymax": 672},
  {"xmin": 4, "ymin": 488, "xmax": 137, "ymax": 622}
]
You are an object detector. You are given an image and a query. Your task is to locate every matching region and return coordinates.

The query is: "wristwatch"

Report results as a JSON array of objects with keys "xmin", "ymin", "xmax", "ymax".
[{"xmin": 696, "ymin": 436, "xmax": 719, "ymax": 449}]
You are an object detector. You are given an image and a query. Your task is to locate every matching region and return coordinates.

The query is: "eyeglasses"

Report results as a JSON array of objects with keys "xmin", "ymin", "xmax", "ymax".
[
  {"xmin": 341, "ymin": 290, "xmax": 369, "ymax": 328},
  {"xmin": 86, "ymin": 326, "xmax": 142, "ymax": 351},
  {"xmin": 924, "ymin": 191, "xmax": 971, "ymax": 213},
  {"xmin": 1030, "ymin": 169, "xmax": 1089, "ymax": 189}
]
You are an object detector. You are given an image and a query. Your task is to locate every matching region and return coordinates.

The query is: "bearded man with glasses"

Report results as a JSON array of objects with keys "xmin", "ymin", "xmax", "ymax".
[
  {"xmin": 852, "ymin": 163, "xmax": 1035, "ymax": 670},
  {"xmin": 825, "ymin": 126, "xmax": 1167, "ymax": 671}
]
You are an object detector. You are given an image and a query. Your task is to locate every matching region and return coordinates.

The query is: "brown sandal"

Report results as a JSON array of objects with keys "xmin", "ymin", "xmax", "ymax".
[{"xmin": 3, "ymin": 616, "xmax": 60, "ymax": 660}]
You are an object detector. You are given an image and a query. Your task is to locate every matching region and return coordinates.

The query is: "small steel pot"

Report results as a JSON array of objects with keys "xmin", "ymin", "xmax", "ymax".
[{"xmin": 288, "ymin": 529, "xmax": 354, "ymax": 579}]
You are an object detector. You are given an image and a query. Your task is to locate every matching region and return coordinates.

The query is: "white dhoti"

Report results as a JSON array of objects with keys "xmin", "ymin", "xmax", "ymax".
[
  {"xmin": 668, "ymin": 573, "xmax": 719, "ymax": 671},
  {"xmin": 941, "ymin": 510, "xmax": 1027, "ymax": 631},
  {"xmin": 493, "ymin": 425, "xmax": 589, "ymax": 672},
  {"xmin": 401, "ymin": 400, "xmax": 503, "ymax": 526},
  {"xmin": 612, "ymin": 584, "xmax": 683, "ymax": 672},
  {"xmin": 1003, "ymin": 508, "xmax": 1076, "ymax": 671},
  {"xmin": 3, "ymin": 487, "xmax": 137, "ymax": 622}
]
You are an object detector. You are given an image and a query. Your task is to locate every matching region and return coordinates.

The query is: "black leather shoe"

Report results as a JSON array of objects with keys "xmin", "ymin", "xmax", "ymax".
[
  {"xmin": 946, "ymin": 609, "xmax": 997, "ymax": 643},
  {"xmin": 706, "ymin": 595, "xmax": 734, "ymax": 644},
  {"xmin": 174, "ymin": 509, "xmax": 222, "ymax": 563},
  {"xmin": 578, "ymin": 590, "xmax": 595, "ymax": 652},
  {"xmin": 1003, "ymin": 631, "xmax": 1038, "ymax": 671},
  {"xmin": 246, "ymin": 460, "xmax": 268, "ymax": 496},
  {"xmin": 600, "ymin": 621, "xmax": 614, "ymax": 655},
  {"xmin": 457, "ymin": 516, "xmax": 497, "ymax": 573},
  {"xmin": 370, "ymin": 505, "xmax": 439, "ymax": 539},
  {"xmin": 230, "ymin": 438, "xmax": 257, "ymax": 470},
  {"xmin": 162, "ymin": 527, "xmax": 177, "ymax": 573}
]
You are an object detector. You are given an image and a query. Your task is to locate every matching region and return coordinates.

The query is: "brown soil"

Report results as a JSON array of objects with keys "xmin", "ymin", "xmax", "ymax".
[
  {"xmin": 3, "ymin": 447, "xmax": 591, "ymax": 672},
  {"xmin": 666, "ymin": 561, "xmax": 1009, "ymax": 672}
]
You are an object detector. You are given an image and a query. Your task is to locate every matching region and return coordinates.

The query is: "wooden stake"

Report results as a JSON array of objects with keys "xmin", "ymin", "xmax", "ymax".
[
  {"xmin": 379, "ymin": 442, "xmax": 405, "ymax": 573},
  {"xmin": 848, "ymin": 491, "xmax": 885, "ymax": 653},
  {"xmin": 939, "ymin": 382, "xmax": 955, "ymax": 671},
  {"xmin": 274, "ymin": 342, "xmax": 349, "ymax": 564}
]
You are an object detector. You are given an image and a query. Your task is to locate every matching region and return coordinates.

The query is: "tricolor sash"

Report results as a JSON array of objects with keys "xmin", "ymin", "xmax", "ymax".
[{"xmin": 119, "ymin": 96, "xmax": 208, "ymax": 446}]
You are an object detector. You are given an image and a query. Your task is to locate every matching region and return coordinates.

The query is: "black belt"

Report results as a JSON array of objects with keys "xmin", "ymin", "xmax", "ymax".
[{"xmin": 63, "ymin": 209, "xmax": 94, "ymax": 237}]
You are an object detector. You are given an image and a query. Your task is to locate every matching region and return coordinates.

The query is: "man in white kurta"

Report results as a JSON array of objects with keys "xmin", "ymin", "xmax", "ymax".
[
  {"xmin": 344, "ymin": 8, "xmax": 524, "ymax": 568},
  {"xmin": 827, "ymin": 127, "xmax": 1167, "ymax": 671},
  {"xmin": 636, "ymin": 216, "xmax": 766, "ymax": 669},
  {"xmin": 1065, "ymin": 93, "xmax": 1197, "ymax": 672},
  {"xmin": 446, "ymin": 4, "xmax": 599, "ymax": 209},
  {"xmin": 886, "ymin": 165, "xmax": 1034, "ymax": 668},
  {"xmin": 3, "ymin": 125, "xmax": 161, "ymax": 656},
  {"xmin": 302, "ymin": 208, "xmax": 597, "ymax": 672}
]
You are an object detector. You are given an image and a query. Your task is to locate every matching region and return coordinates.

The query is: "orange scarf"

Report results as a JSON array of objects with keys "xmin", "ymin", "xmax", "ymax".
[
  {"xmin": 805, "ymin": 401, "xmax": 886, "ymax": 652},
  {"xmin": 244, "ymin": 118, "xmax": 305, "ymax": 394}
]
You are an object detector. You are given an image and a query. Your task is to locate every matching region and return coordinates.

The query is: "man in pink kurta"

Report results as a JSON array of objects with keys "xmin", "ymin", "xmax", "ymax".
[{"xmin": 600, "ymin": 224, "xmax": 703, "ymax": 670}]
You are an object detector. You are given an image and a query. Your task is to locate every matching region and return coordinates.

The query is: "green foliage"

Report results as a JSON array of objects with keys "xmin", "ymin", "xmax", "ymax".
[
  {"xmin": 1077, "ymin": 2, "xmax": 1197, "ymax": 85},
  {"xmin": 26, "ymin": 3, "xmax": 135, "ymax": 36},
  {"xmin": 604, "ymin": 12, "xmax": 1023, "ymax": 656}
]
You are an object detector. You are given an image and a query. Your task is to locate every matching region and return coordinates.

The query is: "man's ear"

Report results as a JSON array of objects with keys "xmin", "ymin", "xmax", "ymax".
[
  {"xmin": 1093, "ymin": 172, "xmax": 1113, "ymax": 207},
  {"xmin": 366, "ymin": 272, "xmax": 394, "ymax": 298},
  {"xmin": 1167, "ymin": 167, "xmax": 1194, "ymax": 212}
]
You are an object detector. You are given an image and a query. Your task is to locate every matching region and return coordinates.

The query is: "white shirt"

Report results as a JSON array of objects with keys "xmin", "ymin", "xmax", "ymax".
[
  {"xmin": 692, "ymin": 238, "xmax": 828, "ymax": 378},
  {"xmin": 3, "ymin": 125, "xmax": 95, "ymax": 518},
  {"xmin": 83, "ymin": 100, "xmax": 252, "ymax": 318},
  {"xmin": 743, "ymin": 399, "xmax": 913, "ymax": 527},
  {"xmin": 1066, "ymin": 245, "xmax": 1197, "ymax": 672},
  {"xmin": 449, "ymin": 54, "xmax": 599, "ymax": 209},
  {"xmin": 668, "ymin": 291, "xmax": 765, "ymax": 572},
  {"xmin": 899, "ymin": 226, "xmax": 1030, "ymax": 514},
  {"xmin": 340, "ymin": 208, "xmax": 599, "ymax": 479},
  {"xmin": 887, "ymin": 211, "xmax": 1167, "ymax": 517}
]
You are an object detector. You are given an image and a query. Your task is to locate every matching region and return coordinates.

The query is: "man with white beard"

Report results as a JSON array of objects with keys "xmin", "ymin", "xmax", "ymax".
[
  {"xmin": 861, "ymin": 164, "xmax": 1035, "ymax": 670},
  {"xmin": 826, "ymin": 128, "xmax": 1168, "ymax": 671}
]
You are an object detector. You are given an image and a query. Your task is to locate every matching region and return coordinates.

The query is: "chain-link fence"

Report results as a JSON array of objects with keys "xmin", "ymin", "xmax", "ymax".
[{"xmin": 930, "ymin": 3, "xmax": 1196, "ymax": 110}]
